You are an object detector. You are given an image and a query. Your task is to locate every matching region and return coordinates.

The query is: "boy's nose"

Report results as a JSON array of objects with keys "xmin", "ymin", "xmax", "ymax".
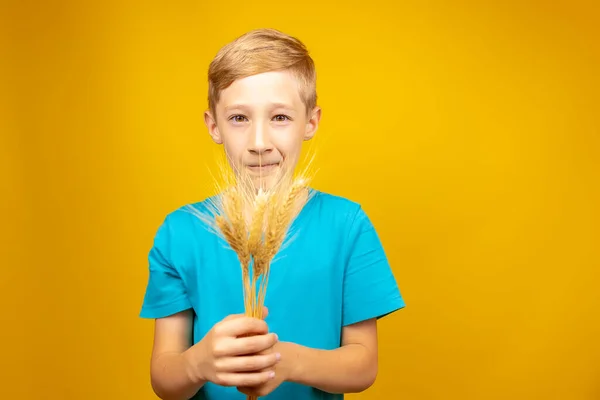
[{"xmin": 248, "ymin": 123, "xmax": 273, "ymax": 155}]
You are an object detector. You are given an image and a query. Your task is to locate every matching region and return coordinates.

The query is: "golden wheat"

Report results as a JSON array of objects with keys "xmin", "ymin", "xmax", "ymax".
[
  {"xmin": 215, "ymin": 167, "xmax": 305, "ymax": 306},
  {"xmin": 206, "ymin": 158, "xmax": 312, "ymax": 400}
]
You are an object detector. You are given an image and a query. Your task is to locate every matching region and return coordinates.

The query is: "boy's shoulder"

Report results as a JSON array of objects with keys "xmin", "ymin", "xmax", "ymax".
[
  {"xmin": 307, "ymin": 189, "xmax": 365, "ymax": 219},
  {"xmin": 151, "ymin": 194, "xmax": 221, "ymax": 241},
  {"xmin": 309, "ymin": 188, "xmax": 361, "ymax": 208}
]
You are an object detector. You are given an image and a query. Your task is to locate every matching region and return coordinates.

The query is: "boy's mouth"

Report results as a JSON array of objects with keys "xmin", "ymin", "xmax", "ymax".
[{"xmin": 246, "ymin": 162, "xmax": 280, "ymax": 173}]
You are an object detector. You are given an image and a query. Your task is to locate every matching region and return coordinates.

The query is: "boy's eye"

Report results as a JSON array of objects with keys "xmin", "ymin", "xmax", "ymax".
[
  {"xmin": 273, "ymin": 114, "xmax": 291, "ymax": 122},
  {"xmin": 229, "ymin": 115, "xmax": 247, "ymax": 123}
]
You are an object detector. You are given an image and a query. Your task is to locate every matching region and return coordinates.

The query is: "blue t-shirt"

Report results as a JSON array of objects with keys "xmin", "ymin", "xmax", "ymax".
[{"xmin": 139, "ymin": 189, "xmax": 405, "ymax": 399}]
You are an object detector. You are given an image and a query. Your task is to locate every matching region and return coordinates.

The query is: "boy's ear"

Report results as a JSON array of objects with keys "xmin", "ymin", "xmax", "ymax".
[
  {"xmin": 204, "ymin": 110, "xmax": 222, "ymax": 144},
  {"xmin": 304, "ymin": 106, "xmax": 322, "ymax": 141}
]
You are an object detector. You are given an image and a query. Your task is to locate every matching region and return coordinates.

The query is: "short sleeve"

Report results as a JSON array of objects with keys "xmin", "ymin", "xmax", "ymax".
[
  {"xmin": 342, "ymin": 206, "xmax": 405, "ymax": 326},
  {"xmin": 139, "ymin": 215, "xmax": 192, "ymax": 319}
]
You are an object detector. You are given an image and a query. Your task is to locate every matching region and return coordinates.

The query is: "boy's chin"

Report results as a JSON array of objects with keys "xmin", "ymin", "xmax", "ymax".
[{"xmin": 249, "ymin": 175, "xmax": 279, "ymax": 192}]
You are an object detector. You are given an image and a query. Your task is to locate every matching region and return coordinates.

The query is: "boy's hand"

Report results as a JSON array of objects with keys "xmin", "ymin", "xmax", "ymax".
[
  {"xmin": 183, "ymin": 308, "xmax": 280, "ymax": 388},
  {"xmin": 237, "ymin": 341, "xmax": 296, "ymax": 397}
]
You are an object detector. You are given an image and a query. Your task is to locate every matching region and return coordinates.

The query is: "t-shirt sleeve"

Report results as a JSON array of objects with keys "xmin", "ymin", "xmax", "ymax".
[
  {"xmin": 342, "ymin": 206, "xmax": 405, "ymax": 326},
  {"xmin": 139, "ymin": 215, "xmax": 192, "ymax": 319}
]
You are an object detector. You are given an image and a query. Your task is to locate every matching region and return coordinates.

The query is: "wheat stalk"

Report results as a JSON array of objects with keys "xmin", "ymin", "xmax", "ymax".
[{"xmin": 203, "ymin": 156, "xmax": 312, "ymax": 400}]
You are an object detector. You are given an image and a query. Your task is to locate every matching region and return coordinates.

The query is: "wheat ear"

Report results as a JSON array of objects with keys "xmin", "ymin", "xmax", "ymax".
[
  {"xmin": 217, "ymin": 188, "xmax": 253, "ymax": 314},
  {"xmin": 247, "ymin": 189, "xmax": 269, "ymax": 317},
  {"xmin": 253, "ymin": 178, "xmax": 307, "ymax": 314},
  {"xmin": 263, "ymin": 178, "xmax": 307, "ymax": 258}
]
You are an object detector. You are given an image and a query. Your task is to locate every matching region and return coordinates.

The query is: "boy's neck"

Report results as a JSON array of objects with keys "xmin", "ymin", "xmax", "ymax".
[{"xmin": 241, "ymin": 185, "xmax": 310, "ymax": 227}]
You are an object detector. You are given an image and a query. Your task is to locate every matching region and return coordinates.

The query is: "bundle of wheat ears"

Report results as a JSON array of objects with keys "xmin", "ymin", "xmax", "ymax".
[
  {"xmin": 209, "ymin": 160, "xmax": 310, "ymax": 400},
  {"xmin": 215, "ymin": 164, "xmax": 310, "ymax": 320}
]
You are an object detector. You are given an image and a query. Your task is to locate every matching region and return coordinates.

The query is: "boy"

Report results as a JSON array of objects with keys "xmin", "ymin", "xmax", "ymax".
[{"xmin": 139, "ymin": 28, "xmax": 405, "ymax": 399}]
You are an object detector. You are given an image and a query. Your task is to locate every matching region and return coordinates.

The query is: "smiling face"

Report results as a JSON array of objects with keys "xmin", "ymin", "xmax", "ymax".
[{"xmin": 204, "ymin": 70, "xmax": 321, "ymax": 190}]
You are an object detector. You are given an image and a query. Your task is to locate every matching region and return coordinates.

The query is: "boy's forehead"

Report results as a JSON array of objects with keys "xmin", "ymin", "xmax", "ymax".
[{"xmin": 218, "ymin": 71, "xmax": 304, "ymax": 110}]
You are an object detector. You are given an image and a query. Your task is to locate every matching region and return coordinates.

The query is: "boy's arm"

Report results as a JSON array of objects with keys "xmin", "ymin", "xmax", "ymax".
[
  {"xmin": 149, "ymin": 309, "xmax": 205, "ymax": 400},
  {"xmin": 283, "ymin": 318, "xmax": 379, "ymax": 394}
]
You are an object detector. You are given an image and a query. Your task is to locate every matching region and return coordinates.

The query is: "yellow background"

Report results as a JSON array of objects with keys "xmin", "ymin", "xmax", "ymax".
[{"xmin": 2, "ymin": 1, "xmax": 599, "ymax": 399}]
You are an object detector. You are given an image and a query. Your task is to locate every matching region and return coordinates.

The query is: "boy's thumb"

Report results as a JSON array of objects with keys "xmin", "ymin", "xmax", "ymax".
[
  {"xmin": 222, "ymin": 313, "xmax": 246, "ymax": 321},
  {"xmin": 222, "ymin": 307, "xmax": 269, "ymax": 321}
]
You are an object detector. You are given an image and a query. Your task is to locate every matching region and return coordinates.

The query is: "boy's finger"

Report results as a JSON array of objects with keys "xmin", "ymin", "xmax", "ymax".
[
  {"xmin": 222, "ymin": 316, "xmax": 269, "ymax": 337},
  {"xmin": 216, "ymin": 370, "xmax": 275, "ymax": 387},
  {"xmin": 227, "ymin": 333, "xmax": 278, "ymax": 356},
  {"xmin": 216, "ymin": 352, "xmax": 280, "ymax": 373}
]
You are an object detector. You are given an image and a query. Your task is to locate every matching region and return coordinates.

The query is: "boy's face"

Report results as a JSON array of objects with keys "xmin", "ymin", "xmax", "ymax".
[{"xmin": 204, "ymin": 70, "xmax": 320, "ymax": 190}]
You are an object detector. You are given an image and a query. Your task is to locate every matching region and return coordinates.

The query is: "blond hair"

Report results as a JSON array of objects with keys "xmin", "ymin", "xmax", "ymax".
[{"xmin": 207, "ymin": 28, "xmax": 317, "ymax": 116}]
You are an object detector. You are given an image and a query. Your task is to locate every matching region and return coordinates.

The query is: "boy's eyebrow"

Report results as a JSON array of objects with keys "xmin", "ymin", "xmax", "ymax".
[
  {"xmin": 224, "ymin": 102, "xmax": 297, "ymax": 112},
  {"xmin": 269, "ymin": 102, "xmax": 296, "ymax": 110},
  {"xmin": 224, "ymin": 103, "xmax": 249, "ymax": 112}
]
